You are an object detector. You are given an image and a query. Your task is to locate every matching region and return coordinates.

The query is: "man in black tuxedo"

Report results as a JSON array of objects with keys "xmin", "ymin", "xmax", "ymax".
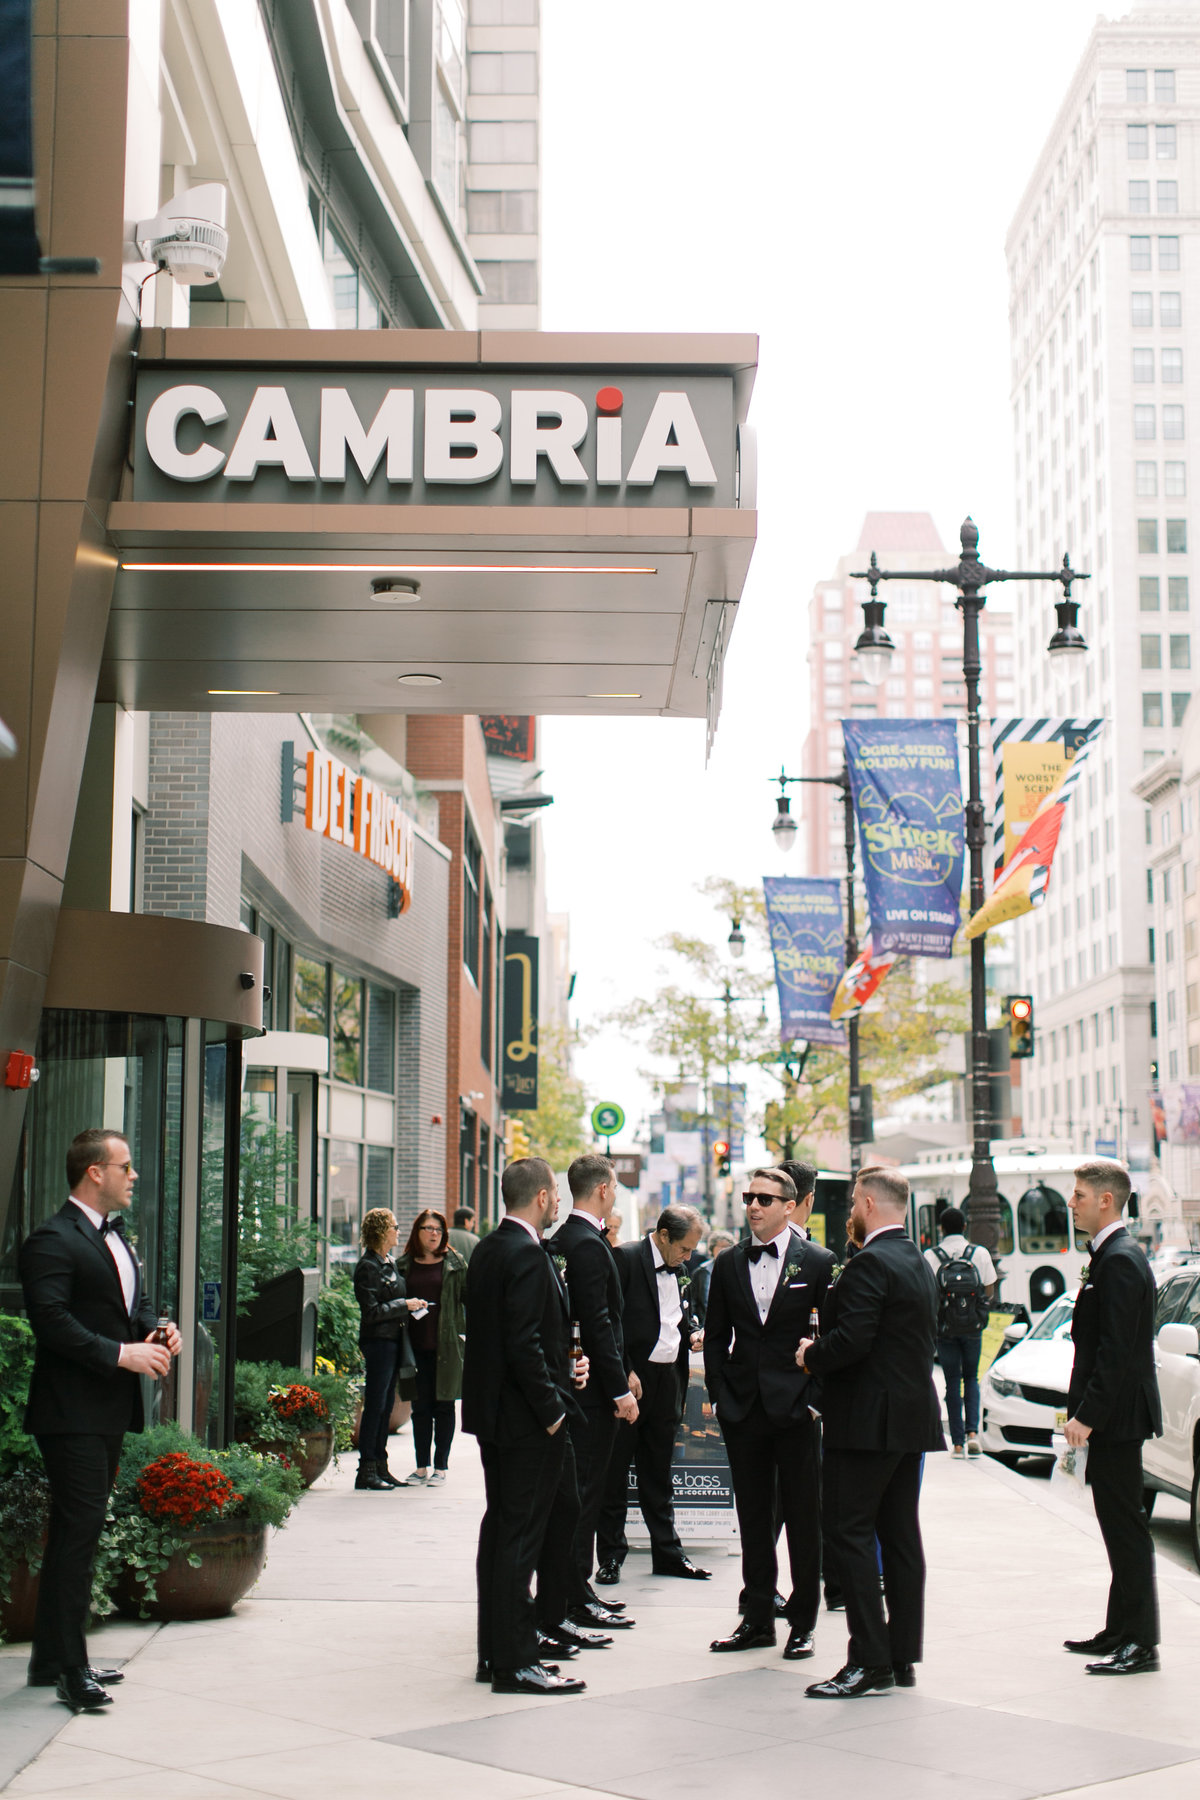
[
  {"xmin": 1063, "ymin": 1159, "xmax": 1162, "ymax": 1676},
  {"xmin": 596, "ymin": 1205, "xmax": 708, "ymax": 1583},
  {"xmin": 704, "ymin": 1168, "xmax": 835, "ymax": 1660},
  {"xmin": 550, "ymin": 1155, "xmax": 639, "ymax": 1631},
  {"xmin": 20, "ymin": 1128, "xmax": 180, "ymax": 1714},
  {"xmin": 797, "ymin": 1166, "xmax": 944, "ymax": 1698},
  {"xmin": 461, "ymin": 1156, "xmax": 587, "ymax": 1696}
]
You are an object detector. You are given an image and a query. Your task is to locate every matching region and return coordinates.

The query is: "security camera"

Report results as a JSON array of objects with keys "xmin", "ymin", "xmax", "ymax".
[{"xmin": 136, "ymin": 184, "xmax": 229, "ymax": 287}]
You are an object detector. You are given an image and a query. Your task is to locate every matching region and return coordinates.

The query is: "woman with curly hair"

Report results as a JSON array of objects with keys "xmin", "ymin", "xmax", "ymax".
[
  {"xmin": 353, "ymin": 1209, "xmax": 424, "ymax": 1492},
  {"xmin": 395, "ymin": 1209, "xmax": 468, "ymax": 1485}
]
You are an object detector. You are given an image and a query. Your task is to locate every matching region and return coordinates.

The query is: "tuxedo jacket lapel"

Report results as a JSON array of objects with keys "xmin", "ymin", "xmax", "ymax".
[
  {"xmin": 734, "ymin": 1243, "xmax": 757, "ymax": 1319},
  {"xmin": 68, "ymin": 1205, "xmax": 129, "ymax": 1312},
  {"xmin": 765, "ymin": 1238, "xmax": 808, "ymax": 1326}
]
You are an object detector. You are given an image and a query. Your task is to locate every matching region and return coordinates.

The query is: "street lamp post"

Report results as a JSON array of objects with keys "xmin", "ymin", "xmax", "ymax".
[
  {"xmin": 770, "ymin": 765, "xmax": 866, "ymax": 1174},
  {"xmin": 849, "ymin": 516, "xmax": 1088, "ymax": 1252}
]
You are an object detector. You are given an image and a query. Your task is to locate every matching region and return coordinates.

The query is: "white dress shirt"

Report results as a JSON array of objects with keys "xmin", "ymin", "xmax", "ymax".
[
  {"xmin": 863, "ymin": 1223, "xmax": 905, "ymax": 1246},
  {"xmin": 648, "ymin": 1237, "xmax": 683, "ymax": 1363},
  {"xmin": 1088, "ymin": 1220, "xmax": 1124, "ymax": 1254},
  {"xmin": 748, "ymin": 1224, "xmax": 793, "ymax": 1323},
  {"xmin": 70, "ymin": 1196, "xmax": 137, "ymax": 1315},
  {"xmin": 506, "ymin": 1213, "xmax": 542, "ymax": 1244}
]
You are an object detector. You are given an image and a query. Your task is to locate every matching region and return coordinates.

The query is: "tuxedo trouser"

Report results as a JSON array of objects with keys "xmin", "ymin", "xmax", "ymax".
[
  {"xmin": 569, "ymin": 1404, "xmax": 619, "ymax": 1590},
  {"xmin": 1088, "ymin": 1438, "xmax": 1159, "ymax": 1647},
  {"xmin": 724, "ymin": 1402, "xmax": 820, "ymax": 1630},
  {"xmin": 597, "ymin": 1362, "xmax": 683, "ymax": 1565},
  {"xmin": 477, "ymin": 1430, "xmax": 566, "ymax": 1672},
  {"xmin": 536, "ymin": 1425, "xmax": 586, "ymax": 1625},
  {"xmin": 823, "ymin": 1447, "xmax": 925, "ymax": 1668},
  {"xmin": 32, "ymin": 1432, "xmax": 124, "ymax": 1676}
]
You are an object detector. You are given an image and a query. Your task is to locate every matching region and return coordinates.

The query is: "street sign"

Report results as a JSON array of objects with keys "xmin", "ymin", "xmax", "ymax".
[{"xmin": 591, "ymin": 1101, "xmax": 625, "ymax": 1138}]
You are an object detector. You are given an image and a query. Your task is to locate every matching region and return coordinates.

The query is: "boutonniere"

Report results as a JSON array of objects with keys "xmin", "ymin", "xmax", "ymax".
[
  {"xmin": 676, "ymin": 1269, "xmax": 691, "ymax": 1296},
  {"xmin": 828, "ymin": 1262, "xmax": 845, "ymax": 1286},
  {"xmin": 1078, "ymin": 1261, "xmax": 1090, "ymax": 1287},
  {"xmin": 550, "ymin": 1252, "xmax": 568, "ymax": 1281}
]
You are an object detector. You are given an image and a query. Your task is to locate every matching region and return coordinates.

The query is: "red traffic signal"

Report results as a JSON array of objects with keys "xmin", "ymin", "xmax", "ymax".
[
  {"xmin": 713, "ymin": 1139, "xmax": 731, "ymax": 1176},
  {"xmin": 1007, "ymin": 995, "xmax": 1034, "ymax": 1059}
]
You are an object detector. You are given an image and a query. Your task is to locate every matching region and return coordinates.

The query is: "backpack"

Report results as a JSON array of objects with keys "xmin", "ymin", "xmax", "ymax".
[{"xmin": 932, "ymin": 1244, "xmax": 990, "ymax": 1337}]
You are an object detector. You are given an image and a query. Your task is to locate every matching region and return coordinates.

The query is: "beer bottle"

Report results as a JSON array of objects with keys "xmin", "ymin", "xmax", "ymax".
[{"xmin": 152, "ymin": 1316, "xmax": 172, "ymax": 1346}]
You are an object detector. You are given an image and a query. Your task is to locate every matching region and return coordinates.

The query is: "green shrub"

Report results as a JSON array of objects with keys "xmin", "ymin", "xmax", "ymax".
[
  {"xmin": 316, "ymin": 1269, "xmax": 364, "ymax": 1377},
  {"xmin": 0, "ymin": 1316, "xmax": 39, "ymax": 1478}
]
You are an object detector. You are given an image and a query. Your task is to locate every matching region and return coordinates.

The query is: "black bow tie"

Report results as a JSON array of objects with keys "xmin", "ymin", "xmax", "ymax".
[
  {"xmin": 100, "ymin": 1216, "xmax": 126, "ymax": 1238},
  {"xmin": 749, "ymin": 1241, "xmax": 780, "ymax": 1263},
  {"xmin": 656, "ymin": 1263, "xmax": 677, "ymax": 1277}
]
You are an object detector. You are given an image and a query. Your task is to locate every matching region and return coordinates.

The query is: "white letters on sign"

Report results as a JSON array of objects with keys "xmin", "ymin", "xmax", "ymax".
[
  {"xmin": 304, "ymin": 750, "xmax": 414, "ymax": 912},
  {"xmin": 143, "ymin": 384, "xmax": 723, "ymax": 492}
]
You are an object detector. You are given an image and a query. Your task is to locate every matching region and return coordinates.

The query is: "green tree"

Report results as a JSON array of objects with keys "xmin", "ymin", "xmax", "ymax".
[{"xmin": 520, "ymin": 1025, "xmax": 590, "ymax": 1168}]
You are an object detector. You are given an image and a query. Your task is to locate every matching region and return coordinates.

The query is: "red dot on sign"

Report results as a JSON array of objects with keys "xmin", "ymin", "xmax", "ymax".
[{"xmin": 596, "ymin": 386, "xmax": 624, "ymax": 414}]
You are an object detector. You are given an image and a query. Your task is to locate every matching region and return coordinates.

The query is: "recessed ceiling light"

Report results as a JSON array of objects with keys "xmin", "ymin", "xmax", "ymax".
[
  {"xmin": 587, "ymin": 691, "xmax": 643, "ymax": 698},
  {"xmin": 121, "ymin": 562, "xmax": 657, "ymax": 575},
  {"xmin": 372, "ymin": 577, "xmax": 420, "ymax": 603},
  {"xmin": 397, "ymin": 673, "xmax": 442, "ymax": 687},
  {"xmin": 207, "ymin": 688, "xmax": 280, "ymax": 695}
]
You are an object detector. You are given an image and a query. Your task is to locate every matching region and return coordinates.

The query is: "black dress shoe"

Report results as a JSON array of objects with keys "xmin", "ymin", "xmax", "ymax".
[
  {"xmin": 1085, "ymin": 1642, "xmax": 1161, "ymax": 1676},
  {"xmin": 774, "ymin": 1591, "xmax": 789, "ymax": 1618},
  {"xmin": 595, "ymin": 1559, "xmax": 622, "ymax": 1585},
  {"xmin": 354, "ymin": 1468, "xmax": 393, "ymax": 1491},
  {"xmin": 710, "ymin": 1620, "xmax": 776, "ymax": 1653},
  {"xmin": 491, "ymin": 1663, "xmax": 586, "ymax": 1695},
  {"xmin": 478, "ymin": 1658, "xmax": 559, "ymax": 1682},
  {"xmin": 30, "ymin": 1664, "xmax": 123, "ymax": 1688},
  {"xmin": 651, "ymin": 1556, "xmax": 711, "ymax": 1580},
  {"xmin": 586, "ymin": 1587, "xmax": 625, "ymax": 1611},
  {"xmin": 570, "ymin": 1602, "xmax": 634, "ymax": 1629},
  {"xmin": 782, "ymin": 1627, "xmax": 815, "ymax": 1661},
  {"xmin": 806, "ymin": 1663, "xmax": 896, "ymax": 1698},
  {"xmin": 537, "ymin": 1630, "xmax": 579, "ymax": 1659},
  {"xmin": 893, "ymin": 1662, "xmax": 916, "ymax": 1688},
  {"xmin": 542, "ymin": 1618, "xmax": 612, "ymax": 1650},
  {"xmin": 1064, "ymin": 1630, "xmax": 1120, "ymax": 1655},
  {"xmin": 56, "ymin": 1669, "xmax": 114, "ymax": 1713},
  {"xmin": 824, "ymin": 1590, "xmax": 846, "ymax": 1612}
]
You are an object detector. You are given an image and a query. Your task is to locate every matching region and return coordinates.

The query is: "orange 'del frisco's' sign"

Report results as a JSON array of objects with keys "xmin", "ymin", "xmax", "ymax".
[{"xmin": 304, "ymin": 750, "xmax": 414, "ymax": 911}]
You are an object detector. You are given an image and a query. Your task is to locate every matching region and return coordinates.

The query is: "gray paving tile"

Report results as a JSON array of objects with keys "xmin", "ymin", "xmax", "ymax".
[
  {"xmin": 812, "ymin": 1704, "xmax": 1195, "ymax": 1792},
  {"xmin": 592, "ymin": 1666, "xmax": 961, "ymax": 1737},
  {"xmin": 386, "ymin": 1698, "xmax": 770, "ymax": 1784},
  {"xmin": 615, "ymin": 1735, "xmax": 1031, "ymax": 1800}
]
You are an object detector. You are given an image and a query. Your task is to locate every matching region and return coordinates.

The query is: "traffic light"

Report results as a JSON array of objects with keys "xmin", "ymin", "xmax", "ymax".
[
  {"xmin": 713, "ymin": 1139, "xmax": 731, "ymax": 1177},
  {"xmin": 505, "ymin": 1117, "xmax": 531, "ymax": 1160},
  {"xmin": 1007, "ymin": 995, "xmax": 1035, "ymax": 1059}
]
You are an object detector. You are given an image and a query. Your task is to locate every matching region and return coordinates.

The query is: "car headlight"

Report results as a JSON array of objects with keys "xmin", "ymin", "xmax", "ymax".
[{"xmin": 989, "ymin": 1374, "xmax": 1020, "ymax": 1397}]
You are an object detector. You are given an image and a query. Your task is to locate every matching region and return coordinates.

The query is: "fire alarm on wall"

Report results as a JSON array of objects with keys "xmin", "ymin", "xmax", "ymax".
[
  {"xmin": 431, "ymin": 1114, "xmax": 443, "ymax": 1126},
  {"xmin": 4, "ymin": 1052, "xmax": 38, "ymax": 1089}
]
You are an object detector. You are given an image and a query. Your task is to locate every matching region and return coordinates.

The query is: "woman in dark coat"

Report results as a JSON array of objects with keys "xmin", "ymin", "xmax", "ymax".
[
  {"xmin": 353, "ymin": 1208, "xmax": 423, "ymax": 1492},
  {"xmin": 395, "ymin": 1208, "xmax": 468, "ymax": 1485}
]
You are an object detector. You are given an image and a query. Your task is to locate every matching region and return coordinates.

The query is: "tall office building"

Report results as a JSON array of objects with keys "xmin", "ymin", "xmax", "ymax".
[
  {"xmin": 1006, "ymin": 0, "xmax": 1200, "ymax": 1162},
  {"xmin": 801, "ymin": 513, "xmax": 1013, "ymax": 879}
]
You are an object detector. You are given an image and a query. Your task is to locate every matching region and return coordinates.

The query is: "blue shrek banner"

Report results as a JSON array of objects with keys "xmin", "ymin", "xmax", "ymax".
[
  {"xmin": 842, "ymin": 719, "xmax": 964, "ymax": 958},
  {"xmin": 762, "ymin": 878, "xmax": 845, "ymax": 1046}
]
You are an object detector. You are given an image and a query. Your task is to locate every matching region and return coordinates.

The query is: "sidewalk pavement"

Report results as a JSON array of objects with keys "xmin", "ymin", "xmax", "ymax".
[{"xmin": 4, "ymin": 1433, "xmax": 1200, "ymax": 1800}]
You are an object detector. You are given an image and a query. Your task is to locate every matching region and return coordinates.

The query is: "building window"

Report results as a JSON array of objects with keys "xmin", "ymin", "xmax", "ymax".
[
  {"xmin": 1173, "ymin": 693, "xmax": 1191, "ymax": 727},
  {"xmin": 1170, "ymin": 575, "xmax": 1190, "ymax": 610},
  {"xmin": 1128, "ymin": 123, "xmax": 1149, "ymax": 159},
  {"xmin": 1160, "ymin": 237, "xmax": 1181, "ymax": 270},
  {"xmin": 1131, "ymin": 291, "xmax": 1153, "ymax": 327},
  {"xmin": 1127, "ymin": 68, "xmax": 1148, "ymax": 102},
  {"xmin": 366, "ymin": 1144, "xmax": 393, "ymax": 1212},
  {"xmin": 332, "ymin": 970, "xmax": 363, "ymax": 1085},
  {"xmin": 1163, "ymin": 348, "xmax": 1184, "ymax": 383},
  {"xmin": 1133, "ymin": 349, "xmax": 1155, "ymax": 383},
  {"xmin": 434, "ymin": 88, "xmax": 462, "ymax": 211},
  {"xmin": 470, "ymin": 0, "xmax": 538, "ymax": 19},
  {"xmin": 1164, "ymin": 405, "xmax": 1185, "ymax": 441},
  {"xmin": 1156, "ymin": 69, "xmax": 1177, "ymax": 103},
  {"xmin": 1136, "ymin": 462, "xmax": 1158, "ymax": 497},
  {"xmin": 1134, "ymin": 404, "xmax": 1156, "ymax": 439},
  {"xmin": 295, "ymin": 958, "xmax": 329, "ymax": 1037},
  {"xmin": 1170, "ymin": 633, "xmax": 1191, "ymax": 669},
  {"xmin": 480, "ymin": 890, "xmax": 493, "ymax": 1067},
  {"xmin": 1141, "ymin": 634, "xmax": 1162, "ymax": 669},
  {"xmin": 1161, "ymin": 291, "xmax": 1182, "ymax": 328},
  {"xmin": 477, "ymin": 261, "xmax": 538, "ymax": 303},
  {"xmin": 463, "ymin": 821, "xmax": 482, "ymax": 981},
  {"xmin": 1138, "ymin": 518, "xmax": 1159, "ymax": 552},
  {"xmin": 1141, "ymin": 576, "xmax": 1161, "ymax": 610},
  {"xmin": 1129, "ymin": 180, "xmax": 1150, "ymax": 213},
  {"xmin": 1130, "ymin": 236, "xmax": 1151, "ymax": 270},
  {"xmin": 1144, "ymin": 691, "xmax": 1164, "ymax": 726},
  {"xmin": 320, "ymin": 216, "xmax": 381, "ymax": 329},
  {"xmin": 466, "ymin": 189, "xmax": 537, "ymax": 233},
  {"xmin": 326, "ymin": 1140, "xmax": 363, "ymax": 1255},
  {"xmin": 1158, "ymin": 181, "xmax": 1179, "ymax": 214},
  {"xmin": 1157, "ymin": 124, "xmax": 1178, "ymax": 160},
  {"xmin": 469, "ymin": 120, "xmax": 537, "ymax": 163},
  {"xmin": 1167, "ymin": 518, "xmax": 1188, "ymax": 552},
  {"xmin": 1166, "ymin": 461, "xmax": 1187, "ymax": 497},
  {"xmin": 469, "ymin": 50, "xmax": 536, "ymax": 92},
  {"xmin": 366, "ymin": 985, "xmax": 395, "ymax": 1094}
]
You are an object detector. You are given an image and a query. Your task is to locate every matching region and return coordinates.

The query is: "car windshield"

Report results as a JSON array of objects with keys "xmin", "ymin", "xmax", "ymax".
[{"xmin": 1025, "ymin": 1295, "xmax": 1075, "ymax": 1342}]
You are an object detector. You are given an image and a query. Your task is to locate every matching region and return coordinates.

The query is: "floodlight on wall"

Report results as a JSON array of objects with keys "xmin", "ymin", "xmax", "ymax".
[{"xmin": 136, "ymin": 184, "xmax": 229, "ymax": 286}]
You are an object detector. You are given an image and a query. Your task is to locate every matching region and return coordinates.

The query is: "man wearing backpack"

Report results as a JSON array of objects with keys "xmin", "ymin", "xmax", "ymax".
[{"xmin": 923, "ymin": 1208, "xmax": 996, "ymax": 1459}]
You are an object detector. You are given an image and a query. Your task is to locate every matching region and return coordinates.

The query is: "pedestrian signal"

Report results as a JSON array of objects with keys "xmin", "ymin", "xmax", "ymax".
[{"xmin": 1007, "ymin": 995, "xmax": 1034, "ymax": 1059}]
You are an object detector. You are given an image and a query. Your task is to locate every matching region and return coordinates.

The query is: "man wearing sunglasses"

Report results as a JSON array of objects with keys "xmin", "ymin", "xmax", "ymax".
[
  {"xmin": 20, "ymin": 1128, "xmax": 180, "ymax": 1714},
  {"xmin": 703, "ymin": 1168, "xmax": 835, "ymax": 1660}
]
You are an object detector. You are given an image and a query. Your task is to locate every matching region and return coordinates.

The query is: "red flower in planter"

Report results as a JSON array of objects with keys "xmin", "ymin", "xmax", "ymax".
[
  {"xmin": 267, "ymin": 1384, "xmax": 329, "ymax": 1429},
  {"xmin": 136, "ymin": 1452, "xmax": 242, "ymax": 1530}
]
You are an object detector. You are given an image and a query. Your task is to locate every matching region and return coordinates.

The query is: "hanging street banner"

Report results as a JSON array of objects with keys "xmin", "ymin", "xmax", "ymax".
[
  {"xmin": 711, "ymin": 1082, "xmax": 747, "ymax": 1159},
  {"xmin": 963, "ymin": 721, "xmax": 1104, "ymax": 940},
  {"xmin": 502, "ymin": 933, "xmax": 539, "ymax": 1110},
  {"xmin": 842, "ymin": 719, "xmax": 964, "ymax": 958},
  {"xmin": 762, "ymin": 877, "xmax": 845, "ymax": 1046},
  {"xmin": 991, "ymin": 718, "xmax": 1106, "ymax": 875},
  {"xmin": 830, "ymin": 937, "xmax": 899, "ymax": 1023}
]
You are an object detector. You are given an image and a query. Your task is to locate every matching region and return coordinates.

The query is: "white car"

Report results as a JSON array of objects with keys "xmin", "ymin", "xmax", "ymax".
[
  {"xmin": 1143, "ymin": 1263, "xmax": 1200, "ymax": 1569},
  {"xmin": 979, "ymin": 1293, "xmax": 1076, "ymax": 1466}
]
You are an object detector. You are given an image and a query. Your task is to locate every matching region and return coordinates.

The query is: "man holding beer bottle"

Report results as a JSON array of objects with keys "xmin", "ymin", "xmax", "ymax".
[{"xmin": 702, "ymin": 1167, "xmax": 835, "ymax": 1660}]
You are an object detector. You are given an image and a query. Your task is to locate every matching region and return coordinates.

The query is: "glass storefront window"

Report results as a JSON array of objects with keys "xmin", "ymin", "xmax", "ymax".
[
  {"xmin": 332, "ymin": 970, "xmax": 362, "ymax": 1084},
  {"xmin": 327, "ymin": 1138, "xmax": 362, "ymax": 1260},
  {"xmin": 295, "ymin": 957, "xmax": 328, "ymax": 1037},
  {"xmin": 366, "ymin": 1143, "xmax": 393, "ymax": 1211}
]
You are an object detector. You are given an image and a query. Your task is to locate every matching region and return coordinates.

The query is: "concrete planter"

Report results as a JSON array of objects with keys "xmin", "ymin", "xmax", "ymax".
[{"xmin": 115, "ymin": 1519, "xmax": 269, "ymax": 1621}]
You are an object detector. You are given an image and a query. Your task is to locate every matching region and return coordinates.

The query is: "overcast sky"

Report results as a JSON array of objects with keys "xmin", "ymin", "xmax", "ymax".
[{"xmin": 536, "ymin": 0, "xmax": 1107, "ymax": 1146}]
